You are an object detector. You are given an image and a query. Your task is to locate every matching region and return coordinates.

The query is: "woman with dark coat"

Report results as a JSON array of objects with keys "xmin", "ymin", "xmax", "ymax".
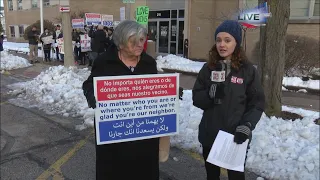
[
  {"xmin": 82, "ymin": 20, "xmax": 159, "ymax": 180},
  {"xmin": 192, "ymin": 20, "xmax": 265, "ymax": 180}
]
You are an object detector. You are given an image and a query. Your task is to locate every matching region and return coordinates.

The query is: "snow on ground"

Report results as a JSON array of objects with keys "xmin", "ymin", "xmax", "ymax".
[
  {"xmin": 6, "ymin": 64, "xmax": 319, "ymax": 180},
  {"xmin": 0, "ymin": 51, "xmax": 32, "ymax": 71},
  {"xmin": 283, "ymin": 77, "xmax": 320, "ymax": 90},
  {"xmin": 246, "ymin": 106, "xmax": 319, "ymax": 180},
  {"xmin": 156, "ymin": 54, "xmax": 320, "ymax": 90},
  {"xmin": 156, "ymin": 54, "xmax": 204, "ymax": 73}
]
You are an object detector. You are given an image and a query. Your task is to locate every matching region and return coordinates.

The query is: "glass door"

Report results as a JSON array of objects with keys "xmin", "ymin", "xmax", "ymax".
[
  {"xmin": 148, "ymin": 22, "xmax": 157, "ymax": 42},
  {"xmin": 158, "ymin": 21, "xmax": 169, "ymax": 53}
]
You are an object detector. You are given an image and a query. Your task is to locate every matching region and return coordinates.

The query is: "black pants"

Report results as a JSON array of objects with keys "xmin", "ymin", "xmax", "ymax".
[
  {"xmin": 55, "ymin": 47, "xmax": 59, "ymax": 60},
  {"xmin": 44, "ymin": 49, "xmax": 51, "ymax": 61},
  {"xmin": 202, "ymin": 146, "xmax": 245, "ymax": 180}
]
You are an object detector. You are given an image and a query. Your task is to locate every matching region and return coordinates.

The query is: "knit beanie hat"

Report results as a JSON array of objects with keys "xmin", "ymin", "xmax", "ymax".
[{"xmin": 214, "ymin": 20, "xmax": 242, "ymax": 47}]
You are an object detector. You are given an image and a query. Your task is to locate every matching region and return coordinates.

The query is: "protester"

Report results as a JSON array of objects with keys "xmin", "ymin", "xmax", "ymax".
[
  {"xmin": 40, "ymin": 28, "xmax": 54, "ymax": 62},
  {"xmin": 192, "ymin": 20, "xmax": 265, "ymax": 180},
  {"xmin": 54, "ymin": 25, "xmax": 62, "ymax": 60},
  {"xmin": 82, "ymin": 20, "xmax": 160, "ymax": 180},
  {"xmin": 57, "ymin": 32, "xmax": 64, "ymax": 62},
  {"xmin": 87, "ymin": 24, "xmax": 109, "ymax": 66},
  {"xmin": 27, "ymin": 26, "xmax": 40, "ymax": 63}
]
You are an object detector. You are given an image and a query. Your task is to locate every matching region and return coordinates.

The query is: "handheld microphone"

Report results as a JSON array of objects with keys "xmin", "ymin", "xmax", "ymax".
[{"xmin": 209, "ymin": 61, "xmax": 226, "ymax": 104}]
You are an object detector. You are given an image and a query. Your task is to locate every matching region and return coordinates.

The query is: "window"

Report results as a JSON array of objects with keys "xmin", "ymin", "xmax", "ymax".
[
  {"xmin": 44, "ymin": 0, "xmax": 50, "ymax": 7},
  {"xmin": 9, "ymin": 26, "xmax": 15, "ymax": 37},
  {"xmin": 8, "ymin": 0, "xmax": 13, "ymax": 11},
  {"xmin": 314, "ymin": 0, "xmax": 320, "ymax": 16},
  {"xmin": 19, "ymin": 25, "xmax": 24, "ymax": 37},
  {"xmin": 32, "ymin": 0, "xmax": 38, "ymax": 8},
  {"xmin": 241, "ymin": 0, "xmax": 319, "ymax": 20},
  {"xmin": 17, "ymin": 0, "xmax": 23, "ymax": 10}
]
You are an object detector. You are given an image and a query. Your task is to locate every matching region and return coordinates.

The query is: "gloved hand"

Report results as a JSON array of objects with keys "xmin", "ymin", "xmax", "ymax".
[
  {"xmin": 234, "ymin": 123, "xmax": 251, "ymax": 144},
  {"xmin": 179, "ymin": 87, "xmax": 183, "ymax": 100},
  {"xmin": 208, "ymin": 83, "xmax": 225, "ymax": 99},
  {"xmin": 86, "ymin": 92, "xmax": 96, "ymax": 109}
]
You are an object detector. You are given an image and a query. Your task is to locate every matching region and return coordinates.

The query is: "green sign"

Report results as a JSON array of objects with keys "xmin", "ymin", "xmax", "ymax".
[
  {"xmin": 136, "ymin": 6, "xmax": 149, "ymax": 25},
  {"xmin": 123, "ymin": 0, "xmax": 135, "ymax": 3}
]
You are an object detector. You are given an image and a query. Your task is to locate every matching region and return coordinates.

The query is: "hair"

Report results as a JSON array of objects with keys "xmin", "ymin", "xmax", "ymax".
[
  {"xmin": 97, "ymin": 24, "xmax": 104, "ymax": 30},
  {"xmin": 208, "ymin": 44, "xmax": 248, "ymax": 70},
  {"xmin": 112, "ymin": 20, "xmax": 147, "ymax": 49}
]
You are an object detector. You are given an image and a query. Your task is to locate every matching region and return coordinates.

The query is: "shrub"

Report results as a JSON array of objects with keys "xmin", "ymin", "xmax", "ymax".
[
  {"xmin": 23, "ymin": 20, "xmax": 56, "ymax": 40},
  {"xmin": 252, "ymin": 34, "xmax": 320, "ymax": 77}
]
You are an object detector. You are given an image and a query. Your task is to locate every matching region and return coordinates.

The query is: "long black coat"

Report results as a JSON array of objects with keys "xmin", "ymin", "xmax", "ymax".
[
  {"xmin": 82, "ymin": 44, "xmax": 159, "ymax": 180},
  {"xmin": 192, "ymin": 62, "xmax": 265, "ymax": 147},
  {"xmin": 89, "ymin": 29, "xmax": 109, "ymax": 53}
]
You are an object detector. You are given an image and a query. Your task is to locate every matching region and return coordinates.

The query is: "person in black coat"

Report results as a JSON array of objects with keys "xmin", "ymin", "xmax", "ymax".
[
  {"xmin": 82, "ymin": 20, "xmax": 160, "ymax": 180},
  {"xmin": 90, "ymin": 24, "xmax": 109, "ymax": 54},
  {"xmin": 192, "ymin": 20, "xmax": 265, "ymax": 180}
]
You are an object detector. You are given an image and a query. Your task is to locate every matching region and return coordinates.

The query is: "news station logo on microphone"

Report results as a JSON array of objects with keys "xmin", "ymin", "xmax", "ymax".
[
  {"xmin": 236, "ymin": 1, "xmax": 271, "ymax": 27},
  {"xmin": 211, "ymin": 71, "xmax": 225, "ymax": 82}
]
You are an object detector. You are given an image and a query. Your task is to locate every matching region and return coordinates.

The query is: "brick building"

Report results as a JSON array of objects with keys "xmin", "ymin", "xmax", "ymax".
[{"xmin": 3, "ymin": 0, "xmax": 320, "ymax": 59}]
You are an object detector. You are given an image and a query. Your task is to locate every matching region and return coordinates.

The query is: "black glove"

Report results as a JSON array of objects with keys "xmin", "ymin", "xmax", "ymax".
[
  {"xmin": 208, "ymin": 83, "xmax": 225, "ymax": 99},
  {"xmin": 85, "ymin": 91, "xmax": 96, "ymax": 109},
  {"xmin": 179, "ymin": 87, "xmax": 183, "ymax": 100},
  {"xmin": 234, "ymin": 123, "xmax": 251, "ymax": 144}
]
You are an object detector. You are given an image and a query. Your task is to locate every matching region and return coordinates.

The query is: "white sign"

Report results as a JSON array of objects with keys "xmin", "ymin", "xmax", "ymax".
[
  {"xmin": 57, "ymin": 38, "xmax": 64, "ymax": 54},
  {"xmin": 41, "ymin": 35, "xmax": 54, "ymax": 45},
  {"xmin": 85, "ymin": 13, "xmax": 102, "ymax": 25},
  {"xmin": 59, "ymin": 6, "xmax": 70, "ymax": 12},
  {"xmin": 101, "ymin": 14, "xmax": 114, "ymax": 26},
  {"xmin": 93, "ymin": 74, "xmax": 180, "ymax": 145},
  {"xmin": 120, "ymin": 7, "xmax": 126, "ymax": 21},
  {"xmin": 206, "ymin": 130, "xmax": 249, "ymax": 172},
  {"xmin": 80, "ymin": 34, "xmax": 91, "ymax": 52}
]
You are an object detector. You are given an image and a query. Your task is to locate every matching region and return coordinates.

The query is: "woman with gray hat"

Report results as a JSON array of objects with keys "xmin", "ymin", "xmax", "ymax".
[
  {"xmin": 192, "ymin": 20, "xmax": 265, "ymax": 180},
  {"xmin": 82, "ymin": 20, "xmax": 159, "ymax": 180}
]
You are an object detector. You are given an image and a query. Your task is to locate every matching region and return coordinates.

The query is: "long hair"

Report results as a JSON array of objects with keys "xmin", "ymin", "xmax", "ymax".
[{"xmin": 208, "ymin": 44, "xmax": 248, "ymax": 70}]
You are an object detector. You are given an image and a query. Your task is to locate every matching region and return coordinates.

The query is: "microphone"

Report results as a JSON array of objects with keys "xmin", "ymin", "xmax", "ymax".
[{"xmin": 209, "ymin": 61, "xmax": 226, "ymax": 104}]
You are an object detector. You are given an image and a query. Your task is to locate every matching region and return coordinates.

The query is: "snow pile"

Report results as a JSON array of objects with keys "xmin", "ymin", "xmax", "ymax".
[
  {"xmin": 7, "ymin": 66, "xmax": 94, "ymax": 126},
  {"xmin": 246, "ymin": 106, "xmax": 319, "ymax": 180},
  {"xmin": 170, "ymin": 90, "xmax": 202, "ymax": 153},
  {"xmin": 283, "ymin": 77, "xmax": 320, "ymax": 90},
  {"xmin": 156, "ymin": 54, "xmax": 204, "ymax": 73},
  {"xmin": 0, "ymin": 51, "xmax": 32, "ymax": 70}
]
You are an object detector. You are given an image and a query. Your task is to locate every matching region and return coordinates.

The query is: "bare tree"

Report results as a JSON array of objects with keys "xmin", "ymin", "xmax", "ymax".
[{"xmin": 257, "ymin": 0, "xmax": 290, "ymax": 116}]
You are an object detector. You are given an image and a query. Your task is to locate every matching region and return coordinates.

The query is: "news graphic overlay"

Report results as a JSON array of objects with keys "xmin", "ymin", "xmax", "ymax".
[
  {"xmin": 237, "ymin": 1, "xmax": 271, "ymax": 26},
  {"xmin": 93, "ymin": 74, "xmax": 180, "ymax": 145}
]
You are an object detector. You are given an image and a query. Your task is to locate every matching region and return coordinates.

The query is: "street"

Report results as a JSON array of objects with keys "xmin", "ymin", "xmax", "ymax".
[{"xmin": 0, "ymin": 66, "xmax": 263, "ymax": 180}]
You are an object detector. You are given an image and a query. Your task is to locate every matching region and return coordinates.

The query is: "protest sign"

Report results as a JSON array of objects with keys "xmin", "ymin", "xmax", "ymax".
[
  {"xmin": 102, "ymin": 14, "xmax": 113, "ymax": 26},
  {"xmin": 136, "ymin": 6, "xmax": 149, "ymax": 25},
  {"xmin": 41, "ymin": 35, "xmax": 54, "ymax": 45},
  {"xmin": 80, "ymin": 34, "xmax": 91, "ymax": 52},
  {"xmin": 72, "ymin": 19, "xmax": 85, "ymax": 29},
  {"xmin": 56, "ymin": 38, "xmax": 64, "ymax": 54},
  {"xmin": 93, "ymin": 74, "xmax": 179, "ymax": 145},
  {"xmin": 85, "ymin": 13, "xmax": 102, "ymax": 25}
]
